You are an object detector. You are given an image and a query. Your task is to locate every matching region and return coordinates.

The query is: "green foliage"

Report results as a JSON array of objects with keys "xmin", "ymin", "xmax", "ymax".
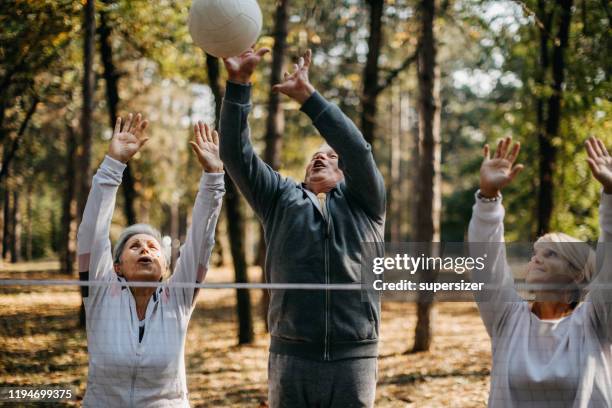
[
  {"xmin": 1, "ymin": 0, "xmax": 610, "ymax": 262},
  {"xmin": 440, "ymin": 0, "xmax": 611, "ymax": 241}
]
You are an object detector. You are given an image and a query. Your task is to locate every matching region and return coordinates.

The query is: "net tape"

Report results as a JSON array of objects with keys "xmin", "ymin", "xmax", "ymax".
[{"xmin": 0, "ymin": 279, "xmax": 611, "ymax": 291}]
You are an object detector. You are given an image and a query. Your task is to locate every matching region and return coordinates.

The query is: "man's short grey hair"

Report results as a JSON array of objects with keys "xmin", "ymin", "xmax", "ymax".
[{"xmin": 113, "ymin": 223, "xmax": 168, "ymax": 265}]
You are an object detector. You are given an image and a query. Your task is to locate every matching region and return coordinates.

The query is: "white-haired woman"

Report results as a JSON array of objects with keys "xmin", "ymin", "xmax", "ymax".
[
  {"xmin": 77, "ymin": 113, "xmax": 224, "ymax": 407},
  {"xmin": 468, "ymin": 136, "xmax": 612, "ymax": 407}
]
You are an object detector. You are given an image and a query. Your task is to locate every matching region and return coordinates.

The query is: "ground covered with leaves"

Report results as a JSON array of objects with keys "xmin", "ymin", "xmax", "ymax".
[{"xmin": 0, "ymin": 262, "xmax": 491, "ymax": 407}]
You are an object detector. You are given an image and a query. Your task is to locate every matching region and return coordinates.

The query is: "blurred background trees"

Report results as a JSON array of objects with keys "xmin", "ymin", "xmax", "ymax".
[{"xmin": 1, "ymin": 0, "xmax": 610, "ymax": 347}]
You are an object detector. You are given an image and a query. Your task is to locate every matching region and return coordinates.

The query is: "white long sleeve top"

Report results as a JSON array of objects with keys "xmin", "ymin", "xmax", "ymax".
[
  {"xmin": 77, "ymin": 156, "xmax": 224, "ymax": 407},
  {"xmin": 468, "ymin": 192, "xmax": 612, "ymax": 408}
]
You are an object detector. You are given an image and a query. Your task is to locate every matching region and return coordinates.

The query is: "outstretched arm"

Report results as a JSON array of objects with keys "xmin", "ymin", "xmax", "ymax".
[
  {"xmin": 273, "ymin": 50, "xmax": 385, "ymax": 219},
  {"xmin": 219, "ymin": 47, "xmax": 287, "ymax": 221},
  {"xmin": 77, "ymin": 114, "xmax": 149, "ymax": 296},
  {"xmin": 585, "ymin": 137, "xmax": 612, "ymax": 341},
  {"xmin": 171, "ymin": 122, "xmax": 225, "ymax": 311},
  {"xmin": 468, "ymin": 137, "xmax": 524, "ymax": 337}
]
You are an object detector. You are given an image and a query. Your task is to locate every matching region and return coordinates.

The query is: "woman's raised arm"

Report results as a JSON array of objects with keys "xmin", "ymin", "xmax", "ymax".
[
  {"xmin": 170, "ymin": 121, "xmax": 225, "ymax": 312},
  {"xmin": 468, "ymin": 137, "xmax": 524, "ymax": 337},
  {"xmin": 585, "ymin": 137, "xmax": 612, "ymax": 341},
  {"xmin": 76, "ymin": 114, "xmax": 149, "ymax": 295}
]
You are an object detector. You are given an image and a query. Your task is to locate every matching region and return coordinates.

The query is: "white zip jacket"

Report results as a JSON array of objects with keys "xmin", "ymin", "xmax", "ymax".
[
  {"xmin": 468, "ymin": 192, "xmax": 612, "ymax": 407},
  {"xmin": 77, "ymin": 156, "xmax": 224, "ymax": 407}
]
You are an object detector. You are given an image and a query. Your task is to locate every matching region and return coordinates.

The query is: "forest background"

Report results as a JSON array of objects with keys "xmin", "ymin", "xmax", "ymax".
[{"xmin": 0, "ymin": 0, "xmax": 610, "ymax": 401}]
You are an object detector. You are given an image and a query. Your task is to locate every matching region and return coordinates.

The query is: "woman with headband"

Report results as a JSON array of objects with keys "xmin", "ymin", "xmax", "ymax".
[
  {"xmin": 468, "ymin": 136, "xmax": 612, "ymax": 407},
  {"xmin": 77, "ymin": 113, "xmax": 224, "ymax": 407}
]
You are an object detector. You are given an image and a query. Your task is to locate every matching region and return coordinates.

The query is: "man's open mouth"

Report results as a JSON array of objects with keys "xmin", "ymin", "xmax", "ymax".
[{"xmin": 313, "ymin": 160, "xmax": 326, "ymax": 169}]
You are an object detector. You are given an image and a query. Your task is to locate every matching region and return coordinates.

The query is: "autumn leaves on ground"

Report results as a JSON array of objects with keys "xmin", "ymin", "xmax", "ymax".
[{"xmin": 0, "ymin": 261, "xmax": 490, "ymax": 407}]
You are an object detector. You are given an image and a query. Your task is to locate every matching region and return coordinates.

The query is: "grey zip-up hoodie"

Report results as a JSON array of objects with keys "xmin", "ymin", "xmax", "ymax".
[{"xmin": 220, "ymin": 82, "xmax": 386, "ymax": 361}]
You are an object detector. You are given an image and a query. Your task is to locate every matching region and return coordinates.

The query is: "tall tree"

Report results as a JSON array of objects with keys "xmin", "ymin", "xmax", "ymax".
[
  {"xmin": 258, "ymin": 0, "xmax": 290, "ymax": 330},
  {"xmin": 388, "ymin": 84, "xmax": 403, "ymax": 242},
  {"xmin": 264, "ymin": 0, "xmax": 290, "ymax": 172},
  {"xmin": 412, "ymin": 0, "xmax": 442, "ymax": 352},
  {"xmin": 206, "ymin": 54, "xmax": 254, "ymax": 345},
  {"xmin": 360, "ymin": 0, "xmax": 418, "ymax": 149},
  {"xmin": 77, "ymin": 0, "xmax": 97, "ymax": 327},
  {"xmin": 536, "ymin": 0, "xmax": 573, "ymax": 235},
  {"xmin": 361, "ymin": 0, "xmax": 385, "ymax": 146},
  {"xmin": 60, "ymin": 125, "xmax": 78, "ymax": 275},
  {"xmin": 98, "ymin": 0, "xmax": 138, "ymax": 225},
  {"xmin": 77, "ymin": 0, "xmax": 96, "ymax": 221}
]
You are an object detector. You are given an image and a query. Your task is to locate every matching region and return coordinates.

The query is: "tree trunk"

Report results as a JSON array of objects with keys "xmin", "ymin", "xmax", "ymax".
[
  {"xmin": 25, "ymin": 183, "xmax": 32, "ymax": 261},
  {"xmin": 78, "ymin": 0, "xmax": 96, "ymax": 225},
  {"xmin": 206, "ymin": 54, "xmax": 254, "ymax": 344},
  {"xmin": 99, "ymin": 0, "xmax": 137, "ymax": 225},
  {"xmin": 388, "ymin": 83, "xmax": 402, "ymax": 242},
  {"xmin": 78, "ymin": 0, "xmax": 96, "ymax": 328},
  {"xmin": 264, "ymin": 0, "xmax": 289, "ymax": 172},
  {"xmin": 2, "ymin": 172, "xmax": 11, "ymax": 261},
  {"xmin": 536, "ymin": 0, "xmax": 553, "ymax": 237},
  {"xmin": 536, "ymin": 0, "xmax": 572, "ymax": 236},
  {"xmin": 412, "ymin": 0, "xmax": 441, "ymax": 353},
  {"xmin": 10, "ymin": 189, "xmax": 20, "ymax": 263},
  {"xmin": 258, "ymin": 0, "xmax": 290, "ymax": 332},
  {"xmin": 225, "ymin": 177, "xmax": 254, "ymax": 344},
  {"xmin": 60, "ymin": 125, "xmax": 78, "ymax": 275},
  {"xmin": 361, "ymin": 0, "xmax": 384, "ymax": 146},
  {"xmin": 0, "ymin": 184, "xmax": 4, "ymax": 259}
]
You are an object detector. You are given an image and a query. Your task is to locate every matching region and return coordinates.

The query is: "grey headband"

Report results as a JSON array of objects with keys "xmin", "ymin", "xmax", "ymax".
[{"xmin": 113, "ymin": 223, "xmax": 168, "ymax": 265}]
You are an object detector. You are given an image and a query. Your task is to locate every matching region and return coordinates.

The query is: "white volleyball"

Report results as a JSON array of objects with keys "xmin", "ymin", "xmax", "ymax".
[{"xmin": 188, "ymin": 0, "xmax": 263, "ymax": 58}]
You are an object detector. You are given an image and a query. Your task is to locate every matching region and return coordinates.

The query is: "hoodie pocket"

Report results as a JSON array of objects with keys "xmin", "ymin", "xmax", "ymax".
[
  {"xmin": 272, "ymin": 289, "xmax": 325, "ymax": 342},
  {"xmin": 332, "ymin": 291, "xmax": 378, "ymax": 341}
]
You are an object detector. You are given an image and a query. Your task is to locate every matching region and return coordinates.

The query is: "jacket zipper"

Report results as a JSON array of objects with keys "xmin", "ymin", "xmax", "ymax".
[
  {"xmin": 129, "ymin": 292, "xmax": 145, "ymax": 407},
  {"xmin": 324, "ymin": 195, "xmax": 331, "ymax": 361},
  {"xmin": 130, "ymin": 365, "xmax": 136, "ymax": 407}
]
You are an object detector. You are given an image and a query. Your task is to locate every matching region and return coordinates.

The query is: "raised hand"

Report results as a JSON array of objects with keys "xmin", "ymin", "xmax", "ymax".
[
  {"xmin": 272, "ymin": 49, "xmax": 315, "ymax": 104},
  {"xmin": 223, "ymin": 46, "xmax": 270, "ymax": 85},
  {"xmin": 586, "ymin": 137, "xmax": 612, "ymax": 194},
  {"xmin": 479, "ymin": 136, "xmax": 524, "ymax": 198},
  {"xmin": 108, "ymin": 113, "xmax": 149, "ymax": 163},
  {"xmin": 190, "ymin": 121, "xmax": 223, "ymax": 173}
]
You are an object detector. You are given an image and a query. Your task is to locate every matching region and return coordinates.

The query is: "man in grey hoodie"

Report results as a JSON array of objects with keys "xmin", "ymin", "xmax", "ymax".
[{"xmin": 219, "ymin": 48, "xmax": 386, "ymax": 408}]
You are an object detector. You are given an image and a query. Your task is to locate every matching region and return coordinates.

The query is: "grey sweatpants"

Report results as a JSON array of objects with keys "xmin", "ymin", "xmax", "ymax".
[{"xmin": 268, "ymin": 352, "xmax": 377, "ymax": 408}]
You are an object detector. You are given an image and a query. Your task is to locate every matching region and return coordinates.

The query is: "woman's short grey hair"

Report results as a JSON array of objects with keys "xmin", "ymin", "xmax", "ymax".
[{"xmin": 113, "ymin": 224, "xmax": 168, "ymax": 265}]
